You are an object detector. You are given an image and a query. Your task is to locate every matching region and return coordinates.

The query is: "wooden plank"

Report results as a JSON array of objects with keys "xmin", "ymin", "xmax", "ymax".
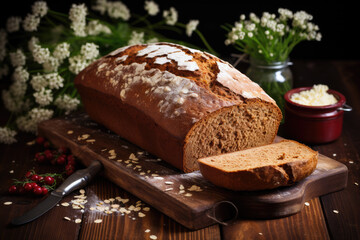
[
  {"xmin": 222, "ymin": 198, "xmax": 329, "ymax": 240},
  {"xmin": 38, "ymin": 112, "xmax": 348, "ymax": 230},
  {"xmin": 78, "ymin": 175, "xmax": 221, "ymax": 240}
]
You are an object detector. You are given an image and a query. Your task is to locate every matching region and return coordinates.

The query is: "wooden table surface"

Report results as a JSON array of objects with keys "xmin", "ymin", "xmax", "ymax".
[{"xmin": 1, "ymin": 60, "xmax": 359, "ymax": 239}]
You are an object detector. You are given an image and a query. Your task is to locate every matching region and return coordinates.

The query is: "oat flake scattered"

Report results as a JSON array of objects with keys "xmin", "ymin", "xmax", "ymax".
[
  {"xmin": 145, "ymin": 229, "xmax": 150, "ymax": 233},
  {"xmin": 165, "ymin": 181, "xmax": 174, "ymax": 185},
  {"xmin": 138, "ymin": 212, "xmax": 146, "ymax": 217},
  {"xmin": 349, "ymin": 161, "xmax": 354, "ymax": 164},
  {"xmin": 61, "ymin": 202, "xmax": 70, "ymax": 207},
  {"xmin": 67, "ymin": 130, "xmax": 74, "ymax": 134},
  {"xmin": 333, "ymin": 210, "xmax": 339, "ymax": 214},
  {"xmin": 150, "ymin": 235, "xmax": 157, "ymax": 240},
  {"xmin": 355, "ymin": 182, "xmax": 359, "ymax": 186},
  {"xmin": 94, "ymin": 219, "xmax": 103, "ymax": 223},
  {"xmin": 3, "ymin": 201, "xmax": 12, "ymax": 205},
  {"xmin": 64, "ymin": 217, "xmax": 71, "ymax": 221},
  {"xmin": 304, "ymin": 202, "xmax": 310, "ymax": 206},
  {"xmin": 75, "ymin": 218, "xmax": 82, "ymax": 223}
]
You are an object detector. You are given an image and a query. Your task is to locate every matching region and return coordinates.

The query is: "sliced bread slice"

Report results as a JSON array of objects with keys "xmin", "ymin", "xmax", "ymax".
[{"xmin": 197, "ymin": 140, "xmax": 318, "ymax": 191}]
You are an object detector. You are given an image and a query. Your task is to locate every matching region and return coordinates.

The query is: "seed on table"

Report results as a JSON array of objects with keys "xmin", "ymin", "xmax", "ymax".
[{"xmin": 94, "ymin": 219, "xmax": 103, "ymax": 223}]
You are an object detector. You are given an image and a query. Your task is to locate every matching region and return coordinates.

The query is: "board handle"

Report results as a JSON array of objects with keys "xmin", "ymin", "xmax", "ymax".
[{"xmin": 206, "ymin": 201, "xmax": 238, "ymax": 225}]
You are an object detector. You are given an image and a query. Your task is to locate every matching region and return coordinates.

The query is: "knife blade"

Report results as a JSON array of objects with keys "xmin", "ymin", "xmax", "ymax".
[{"xmin": 11, "ymin": 160, "xmax": 102, "ymax": 225}]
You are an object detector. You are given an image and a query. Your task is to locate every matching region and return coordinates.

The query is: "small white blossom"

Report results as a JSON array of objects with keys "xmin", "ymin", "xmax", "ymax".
[
  {"xmin": 12, "ymin": 66, "xmax": 29, "ymax": 83},
  {"xmin": 249, "ymin": 13, "xmax": 260, "ymax": 23},
  {"xmin": 9, "ymin": 80, "xmax": 27, "ymax": 97},
  {"xmin": 32, "ymin": 45, "xmax": 51, "ymax": 64},
  {"xmin": 32, "ymin": 1, "xmax": 48, "ymax": 17},
  {"xmin": 80, "ymin": 43, "xmax": 99, "ymax": 60},
  {"xmin": 6, "ymin": 17, "xmax": 22, "ymax": 33},
  {"xmin": 43, "ymin": 56, "xmax": 60, "ymax": 72},
  {"xmin": 54, "ymin": 94, "xmax": 80, "ymax": 114},
  {"xmin": 69, "ymin": 55, "xmax": 89, "ymax": 74},
  {"xmin": 1, "ymin": 90, "xmax": 24, "ymax": 113},
  {"xmin": 163, "ymin": 7, "xmax": 178, "ymax": 26},
  {"xmin": 0, "ymin": 127, "xmax": 17, "ymax": 144},
  {"xmin": 86, "ymin": 20, "xmax": 111, "ymax": 36},
  {"xmin": 28, "ymin": 36, "xmax": 39, "ymax": 52},
  {"xmin": 106, "ymin": 1, "xmax": 130, "ymax": 20},
  {"xmin": 92, "ymin": 0, "xmax": 108, "ymax": 15},
  {"xmin": 23, "ymin": 14, "xmax": 40, "ymax": 32},
  {"xmin": 53, "ymin": 42, "xmax": 71, "ymax": 61},
  {"xmin": 128, "ymin": 31, "xmax": 145, "ymax": 45},
  {"xmin": 10, "ymin": 49, "xmax": 26, "ymax": 67},
  {"xmin": 33, "ymin": 88, "xmax": 53, "ymax": 106},
  {"xmin": 144, "ymin": 1, "xmax": 159, "ymax": 16},
  {"xmin": 45, "ymin": 72, "xmax": 64, "ymax": 89},
  {"xmin": 278, "ymin": 8, "xmax": 293, "ymax": 20},
  {"xmin": 30, "ymin": 74, "xmax": 47, "ymax": 91},
  {"xmin": 17, "ymin": 107, "xmax": 53, "ymax": 133},
  {"xmin": 186, "ymin": 20, "xmax": 199, "ymax": 37},
  {"xmin": 69, "ymin": 4, "xmax": 88, "ymax": 37}
]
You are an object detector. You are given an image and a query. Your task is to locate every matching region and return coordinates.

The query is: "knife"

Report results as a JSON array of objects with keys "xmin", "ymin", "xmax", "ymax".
[{"xmin": 11, "ymin": 160, "xmax": 102, "ymax": 226}]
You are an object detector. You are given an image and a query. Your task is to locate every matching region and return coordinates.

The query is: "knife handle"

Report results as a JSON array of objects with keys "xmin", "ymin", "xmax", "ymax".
[{"xmin": 52, "ymin": 161, "xmax": 102, "ymax": 197}]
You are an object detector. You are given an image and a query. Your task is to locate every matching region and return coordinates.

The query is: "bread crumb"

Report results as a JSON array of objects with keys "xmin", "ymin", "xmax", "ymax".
[
  {"xmin": 75, "ymin": 218, "xmax": 82, "ymax": 223},
  {"xmin": 94, "ymin": 219, "xmax": 103, "ymax": 223},
  {"xmin": 3, "ymin": 201, "xmax": 12, "ymax": 205}
]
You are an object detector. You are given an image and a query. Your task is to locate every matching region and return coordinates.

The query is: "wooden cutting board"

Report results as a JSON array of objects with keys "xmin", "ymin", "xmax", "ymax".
[{"xmin": 38, "ymin": 112, "xmax": 348, "ymax": 230}]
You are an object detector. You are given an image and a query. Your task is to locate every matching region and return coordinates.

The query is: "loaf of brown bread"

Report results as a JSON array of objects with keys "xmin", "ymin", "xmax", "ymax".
[
  {"xmin": 198, "ymin": 140, "xmax": 318, "ymax": 191},
  {"xmin": 74, "ymin": 42, "xmax": 282, "ymax": 172}
]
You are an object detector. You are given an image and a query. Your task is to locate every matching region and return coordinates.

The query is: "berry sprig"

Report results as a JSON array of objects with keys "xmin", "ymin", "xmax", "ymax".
[{"xmin": 8, "ymin": 136, "xmax": 78, "ymax": 196}]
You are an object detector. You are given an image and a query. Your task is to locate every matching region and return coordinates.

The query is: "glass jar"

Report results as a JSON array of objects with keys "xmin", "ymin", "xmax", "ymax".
[{"xmin": 246, "ymin": 58, "xmax": 293, "ymax": 117}]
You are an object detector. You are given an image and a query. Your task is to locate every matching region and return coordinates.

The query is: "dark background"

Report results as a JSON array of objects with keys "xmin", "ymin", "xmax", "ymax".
[{"xmin": 0, "ymin": 0, "xmax": 358, "ymax": 60}]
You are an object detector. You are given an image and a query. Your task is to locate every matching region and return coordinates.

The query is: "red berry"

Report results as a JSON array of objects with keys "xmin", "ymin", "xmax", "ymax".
[
  {"xmin": 30, "ymin": 182, "xmax": 38, "ymax": 189},
  {"xmin": 24, "ymin": 183, "xmax": 33, "ymax": 191},
  {"xmin": 38, "ymin": 176, "xmax": 44, "ymax": 182},
  {"xmin": 56, "ymin": 156, "xmax": 66, "ymax": 165},
  {"xmin": 35, "ymin": 153, "xmax": 46, "ymax": 163},
  {"xmin": 25, "ymin": 171, "xmax": 33, "ymax": 178},
  {"xmin": 33, "ymin": 186, "xmax": 43, "ymax": 195},
  {"xmin": 67, "ymin": 155, "xmax": 75, "ymax": 162},
  {"xmin": 44, "ymin": 150, "xmax": 53, "ymax": 160},
  {"xmin": 9, "ymin": 185, "xmax": 17, "ymax": 193},
  {"xmin": 36, "ymin": 136, "xmax": 45, "ymax": 145},
  {"xmin": 44, "ymin": 176, "xmax": 55, "ymax": 185},
  {"xmin": 41, "ymin": 187, "xmax": 48, "ymax": 195},
  {"xmin": 31, "ymin": 174, "xmax": 40, "ymax": 182}
]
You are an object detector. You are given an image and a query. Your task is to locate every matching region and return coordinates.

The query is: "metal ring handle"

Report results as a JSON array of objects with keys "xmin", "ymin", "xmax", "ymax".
[
  {"xmin": 206, "ymin": 201, "xmax": 238, "ymax": 226},
  {"xmin": 338, "ymin": 103, "xmax": 352, "ymax": 112}
]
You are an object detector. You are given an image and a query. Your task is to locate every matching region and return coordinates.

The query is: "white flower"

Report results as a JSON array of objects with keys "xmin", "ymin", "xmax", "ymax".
[
  {"xmin": 17, "ymin": 107, "xmax": 54, "ymax": 133},
  {"xmin": 69, "ymin": 55, "xmax": 90, "ymax": 74},
  {"xmin": 33, "ymin": 87, "xmax": 53, "ymax": 106},
  {"xmin": 163, "ymin": 7, "xmax": 178, "ymax": 26},
  {"xmin": 92, "ymin": 0, "xmax": 108, "ymax": 15},
  {"xmin": 23, "ymin": 14, "xmax": 40, "ymax": 32},
  {"xmin": 32, "ymin": 44, "xmax": 51, "ymax": 64},
  {"xmin": 0, "ymin": 127, "xmax": 17, "ymax": 144},
  {"xmin": 106, "ymin": 1, "xmax": 130, "ymax": 20},
  {"xmin": 45, "ymin": 72, "xmax": 64, "ymax": 89},
  {"xmin": 30, "ymin": 73, "xmax": 47, "ymax": 91},
  {"xmin": 6, "ymin": 17, "xmax": 22, "ymax": 33},
  {"xmin": 278, "ymin": 8, "xmax": 293, "ymax": 20},
  {"xmin": 10, "ymin": 49, "xmax": 26, "ymax": 67},
  {"xmin": 1, "ymin": 90, "xmax": 24, "ymax": 113},
  {"xmin": 293, "ymin": 11, "xmax": 313, "ymax": 29},
  {"xmin": 54, "ymin": 94, "xmax": 80, "ymax": 114},
  {"xmin": 53, "ymin": 42, "xmax": 71, "ymax": 61},
  {"xmin": 12, "ymin": 66, "xmax": 29, "ymax": 83},
  {"xmin": 86, "ymin": 20, "xmax": 111, "ymax": 36},
  {"xmin": 0, "ymin": 29, "xmax": 7, "ymax": 62},
  {"xmin": 32, "ymin": 1, "xmax": 48, "ymax": 17},
  {"xmin": 9, "ymin": 80, "xmax": 27, "ymax": 97},
  {"xmin": 186, "ymin": 20, "xmax": 199, "ymax": 37},
  {"xmin": 144, "ymin": 1, "xmax": 159, "ymax": 16},
  {"xmin": 128, "ymin": 31, "xmax": 145, "ymax": 45},
  {"xmin": 80, "ymin": 43, "xmax": 99, "ymax": 60},
  {"xmin": 28, "ymin": 36, "xmax": 39, "ymax": 52},
  {"xmin": 249, "ymin": 13, "xmax": 260, "ymax": 23},
  {"xmin": 0, "ymin": 65, "xmax": 9, "ymax": 79},
  {"xmin": 69, "ymin": 4, "xmax": 88, "ymax": 37},
  {"xmin": 42, "ymin": 56, "xmax": 60, "ymax": 72}
]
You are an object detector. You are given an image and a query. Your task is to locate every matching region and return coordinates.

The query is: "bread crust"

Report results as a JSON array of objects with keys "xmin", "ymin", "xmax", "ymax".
[
  {"xmin": 198, "ymin": 140, "xmax": 318, "ymax": 191},
  {"xmin": 75, "ymin": 42, "xmax": 282, "ymax": 172}
]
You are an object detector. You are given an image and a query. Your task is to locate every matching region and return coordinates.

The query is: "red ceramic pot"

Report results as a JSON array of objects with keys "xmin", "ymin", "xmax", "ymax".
[{"xmin": 284, "ymin": 87, "xmax": 352, "ymax": 144}]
